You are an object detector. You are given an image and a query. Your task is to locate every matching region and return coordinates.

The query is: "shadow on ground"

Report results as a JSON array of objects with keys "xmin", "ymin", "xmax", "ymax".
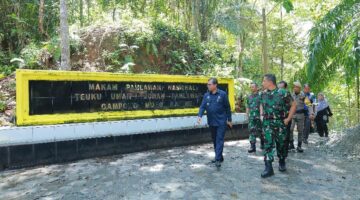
[{"xmin": 0, "ymin": 134, "xmax": 359, "ymax": 199}]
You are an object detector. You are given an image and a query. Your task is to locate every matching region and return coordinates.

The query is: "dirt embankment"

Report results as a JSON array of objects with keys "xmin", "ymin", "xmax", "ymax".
[
  {"xmin": 0, "ymin": 74, "xmax": 15, "ymax": 126},
  {"xmin": 317, "ymin": 125, "xmax": 360, "ymax": 160}
]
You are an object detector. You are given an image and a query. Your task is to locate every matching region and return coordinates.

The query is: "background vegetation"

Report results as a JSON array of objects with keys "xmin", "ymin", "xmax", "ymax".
[{"xmin": 0, "ymin": 0, "xmax": 359, "ymax": 128}]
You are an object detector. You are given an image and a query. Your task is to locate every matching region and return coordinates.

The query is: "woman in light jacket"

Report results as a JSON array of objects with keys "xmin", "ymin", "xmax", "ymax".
[{"xmin": 315, "ymin": 93, "xmax": 333, "ymax": 137}]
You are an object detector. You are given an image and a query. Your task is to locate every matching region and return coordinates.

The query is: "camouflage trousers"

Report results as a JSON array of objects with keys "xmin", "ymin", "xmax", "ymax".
[
  {"xmin": 249, "ymin": 118, "xmax": 263, "ymax": 144},
  {"xmin": 263, "ymin": 119, "xmax": 288, "ymax": 162}
]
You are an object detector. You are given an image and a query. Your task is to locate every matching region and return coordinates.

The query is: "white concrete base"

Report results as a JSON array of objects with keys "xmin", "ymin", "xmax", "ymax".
[{"xmin": 0, "ymin": 113, "xmax": 247, "ymax": 147}]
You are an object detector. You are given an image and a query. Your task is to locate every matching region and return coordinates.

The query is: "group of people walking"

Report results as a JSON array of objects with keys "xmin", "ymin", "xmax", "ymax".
[{"xmin": 197, "ymin": 74, "xmax": 332, "ymax": 179}]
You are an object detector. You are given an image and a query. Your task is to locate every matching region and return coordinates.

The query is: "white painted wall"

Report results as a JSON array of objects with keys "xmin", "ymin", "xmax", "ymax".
[{"xmin": 0, "ymin": 113, "xmax": 248, "ymax": 147}]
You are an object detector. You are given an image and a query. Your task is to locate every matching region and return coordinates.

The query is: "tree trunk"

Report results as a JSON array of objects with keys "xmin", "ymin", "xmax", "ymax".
[
  {"xmin": 70, "ymin": 0, "xmax": 74, "ymax": 23},
  {"xmin": 112, "ymin": 8, "xmax": 116, "ymax": 21},
  {"xmin": 355, "ymin": 70, "xmax": 360, "ymax": 124},
  {"xmin": 198, "ymin": 0, "xmax": 216, "ymax": 42},
  {"xmin": 79, "ymin": 0, "xmax": 84, "ymax": 26},
  {"xmin": 237, "ymin": 34, "xmax": 246, "ymax": 78},
  {"xmin": 347, "ymin": 83, "xmax": 351, "ymax": 126},
  {"xmin": 356, "ymin": 35, "xmax": 360, "ymax": 123},
  {"xmin": 262, "ymin": 8, "xmax": 269, "ymax": 74},
  {"xmin": 191, "ymin": 0, "xmax": 199, "ymax": 38},
  {"xmin": 38, "ymin": 0, "xmax": 47, "ymax": 38},
  {"xmin": 280, "ymin": 9, "xmax": 284, "ymax": 80},
  {"xmin": 60, "ymin": 0, "xmax": 71, "ymax": 70},
  {"xmin": 86, "ymin": 0, "xmax": 91, "ymax": 22},
  {"xmin": 140, "ymin": 0, "xmax": 146, "ymax": 13},
  {"xmin": 280, "ymin": 56, "xmax": 284, "ymax": 80},
  {"xmin": 184, "ymin": 0, "xmax": 192, "ymax": 32},
  {"xmin": 14, "ymin": 2, "xmax": 23, "ymax": 49},
  {"xmin": 357, "ymin": 58, "xmax": 360, "ymax": 123}
]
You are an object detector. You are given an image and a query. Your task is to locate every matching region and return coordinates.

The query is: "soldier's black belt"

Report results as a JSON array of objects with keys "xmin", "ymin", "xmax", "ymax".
[
  {"xmin": 296, "ymin": 109, "xmax": 305, "ymax": 114},
  {"xmin": 249, "ymin": 118, "xmax": 261, "ymax": 121},
  {"xmin": 263, "ymin": 115, "xmax": 285, "ymax": 120}
]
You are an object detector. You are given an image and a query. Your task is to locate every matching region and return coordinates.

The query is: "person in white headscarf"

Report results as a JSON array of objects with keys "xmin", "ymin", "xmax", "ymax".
[{"xmin": 315, "ymin": 93, "xmax": 333, "ymax": 137}]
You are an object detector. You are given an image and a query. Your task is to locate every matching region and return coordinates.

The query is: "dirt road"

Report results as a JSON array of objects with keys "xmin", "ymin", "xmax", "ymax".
[{"xmin": 1, "ymin": 134, "xmax": 359, "ymax": 200}]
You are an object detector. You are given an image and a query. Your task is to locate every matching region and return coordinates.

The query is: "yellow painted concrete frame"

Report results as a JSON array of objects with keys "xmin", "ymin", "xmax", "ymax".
[{"xmin": 16, "ymin": 69, "xmax": 235, "ymax": 126}]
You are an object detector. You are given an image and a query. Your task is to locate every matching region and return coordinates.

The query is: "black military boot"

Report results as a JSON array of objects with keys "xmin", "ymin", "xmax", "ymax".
[
  {"xmin": 215, "ymin": 160, "xmax": 221, "ymax": 168},
  {"xmin": 261, "ymin": 160, "xmax": 274, "ymax": 178},
  {"xmin": 303, "ymin": 139, "xmax": 308, "ymax": 144},
  {"xmin": 279, "ymin": 158, "xmax": 286, "ymax": 172},
  {"xmin": 289, "ymin": 140, "xmax": 295, "ymax": 150},
  {"xmin": 297, "ymin": 142, "xmax": 304, "ymax": 153},
  {"xmin": 248, "ymin": 142, "xmax": 256, "ymax": 153},
  {"xmin": 211, "ymin": 156, "xmax": 224, "ymax": 163},
  {"xmin": 260, "ymin": 139, "xmax": 265, "ymax": 150}
]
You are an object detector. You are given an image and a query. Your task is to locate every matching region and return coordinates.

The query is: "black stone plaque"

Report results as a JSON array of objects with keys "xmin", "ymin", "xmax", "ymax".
[{"xmin": 29, "ymin": 80, "xmax": 229, "ymax": 115}]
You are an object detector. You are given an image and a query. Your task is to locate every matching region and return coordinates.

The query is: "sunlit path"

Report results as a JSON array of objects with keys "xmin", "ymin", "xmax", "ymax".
[{"xmin": 1, "ymin": 134, "xmax": 359, "ymax": 199}]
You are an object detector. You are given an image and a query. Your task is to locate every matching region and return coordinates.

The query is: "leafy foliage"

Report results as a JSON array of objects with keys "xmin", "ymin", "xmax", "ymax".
[
  {"xmin": 273, "ymin": 0, "xmax": 294, "ymax": 12},
  {"xmin": 306, "ymin": 0, "xmax": 360, "ymax": 91},
  {"xmin": 0, "ymin": 101, "xmax": 6, "ymax": 112},
  {"xmin": 102, "ymin": 20, "xmax": 236, "ymax": 75},
  {"xmin": 0, "ymin": 0, "xmax": 357, "ymax": 108}
]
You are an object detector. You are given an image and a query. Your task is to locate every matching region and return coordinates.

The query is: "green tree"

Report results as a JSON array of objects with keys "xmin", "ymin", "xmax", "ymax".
[
  {"xmin": 306, "ymin": 0, "xmax": 360, "ymax": 121},
  {"xmin": 215, "ymin": 0, "xmax": 258, "ymax": 78}
]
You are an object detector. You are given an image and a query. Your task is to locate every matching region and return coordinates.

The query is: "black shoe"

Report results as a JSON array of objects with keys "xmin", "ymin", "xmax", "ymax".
[
  {"xmin": 297, "ymin": 142, "xmax": 304, "ymax": 153},
  {"xmin": 248, "ymin": 143, "xmax": 256, "ymax": 153},
  {"xmin": 211, "ymin": 157, "xmax": 224, "ymax": 163},
  {"xmin": 260, "ymin": 140, "xmax": 265, "ymax": 150},
  {"xmin": 215, "ymin": 161, "xmax": 221, "ymax": 168},
  {"xmin": 279, "ymin": 158, "xmax": 286, "ymax": 172},
  {"xmin": 261, "ymin": 161, "xmax": 274, "ymax": 178},
  {"xmin": 289, "ymin": 141, "xmax": 295, "ymax": 150},
  {"xmin": 248, "ymin": 148, "xmax": 256, "ymax": 153}
]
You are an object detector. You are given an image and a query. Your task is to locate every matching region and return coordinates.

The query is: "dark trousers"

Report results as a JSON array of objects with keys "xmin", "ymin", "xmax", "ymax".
[
  {"xmin": 284, "ymin": 120, "xmax": 292, "ymax": 152},
  {"xmin": 304, "ymin": 116, "xmax": 311, "ymax": 141},
  {"xmin": 316, "ymin": 120, "xmax": 329, "ymax": 137},
  {"xmin": 210, "ymin": 125, "xmax": 226, "ymax": 161}
]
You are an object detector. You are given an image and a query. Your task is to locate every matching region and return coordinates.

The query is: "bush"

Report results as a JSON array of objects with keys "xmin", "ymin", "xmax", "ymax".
[
  {"xmin": 0, "ymin": 18, "xmax": 237, "ymax": 76},
  {"xmin": 100, "ymin": 19, "xmax": 237, "ymax": 75},
  {"xmin": 0, "ymin": 65, "xmax": 17, "ymax": 76},
  {"xmin": 0, "ymin": 50, "xmax": 18, "ymax": 75},
  {"xmin": 20, "ymin": 43, "xmax": 42, "ymax": 69},
  {"xmin": 42, "ymin": 37, "xmax": 61, "ymax": 61},
  {"xmin": 0, "ymin": 101, "xmax": 6, "ymax": 112}
]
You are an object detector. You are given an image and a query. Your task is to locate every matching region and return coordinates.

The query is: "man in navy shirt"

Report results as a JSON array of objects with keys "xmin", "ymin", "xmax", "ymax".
[{"xmin": 197, "ymin": 78, "xmax": 232, "ymax": 168}]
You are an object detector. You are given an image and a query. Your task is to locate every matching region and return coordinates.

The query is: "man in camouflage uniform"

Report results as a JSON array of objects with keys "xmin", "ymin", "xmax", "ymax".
[
  {"xmin": 246, "ymin": 83, "xmax": 264, "ymax": 153},
  {"xmin": 260, "ymin": 74, "xmax": 296, "ymax": 178},
  {"xmin": 278, "ymin": 81, "xmax": 292, "ymax": 154}
]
